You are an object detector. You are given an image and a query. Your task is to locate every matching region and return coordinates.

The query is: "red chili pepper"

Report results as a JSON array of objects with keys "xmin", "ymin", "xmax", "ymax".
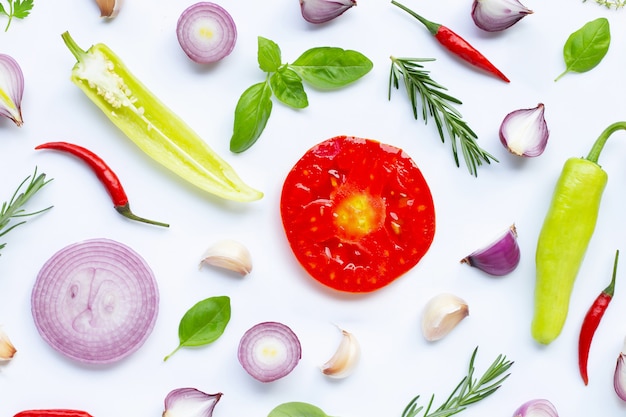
[
  {"xmin": 35, "ymin": 141, "xmax": 169, "ymax": 228},
  {"xmin": 392, "ymin": 1, "xmax": 510, "ymax": 83},
  {"xmin": 578, "ymin": 249, "xmax": 619, "ymax": 385},
  {"xmin": 14, "ymin": 410, "xmax": 94, "ymax": 417}
]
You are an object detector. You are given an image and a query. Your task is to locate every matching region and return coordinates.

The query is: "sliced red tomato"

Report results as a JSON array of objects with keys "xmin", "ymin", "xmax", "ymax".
[{"xmin": 280, "ymin": 135, "xmax": 436, "ymax": 293}]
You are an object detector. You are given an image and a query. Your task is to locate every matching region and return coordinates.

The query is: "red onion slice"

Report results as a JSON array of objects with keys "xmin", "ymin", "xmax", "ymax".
[
  {"xmin": 31, "ymin": 238, "xmax": 159, "ymax": 365},
  {"xmin": 176, "ymin": 2, "xmax": 237, "ymax": 64},
  {"xmin": 237, "ymin": 321, "xmax": 302, "ymax": 383}
]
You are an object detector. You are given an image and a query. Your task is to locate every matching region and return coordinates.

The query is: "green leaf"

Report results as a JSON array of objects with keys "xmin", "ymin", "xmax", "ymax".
[
  {"xmin": 258, "ymin": 36, "xmax": 282, "ymax": 73},
  {"xmin": 268, "ymin": 402, "xmax": 331, "ymax": 417},
  {"xmin": 230, "ymin": 81, "xmax": 273, "ymax": 153},
  {"xmin": 270, "ymin": 68, "xmax": 308, "ymax": 109},
  {"xmin": 164, "ymin": 296, "xmax": 231, "ymax": 361},
  {"xmin": 14, "ymin": 0, "xmax": 34, "ymax": 18},
  {"xmin": 555, "ymin": 17, "xmax": 610, "ymax": 81},
  {"xmin": 290, "ymin": 47, "xmax": 373, "ymax": 89}
]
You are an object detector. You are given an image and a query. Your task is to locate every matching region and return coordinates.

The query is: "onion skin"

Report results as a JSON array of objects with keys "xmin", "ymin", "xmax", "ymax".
[{"xmin": 0, "ymin": 53, "xmax": 24, "ymax": 126}]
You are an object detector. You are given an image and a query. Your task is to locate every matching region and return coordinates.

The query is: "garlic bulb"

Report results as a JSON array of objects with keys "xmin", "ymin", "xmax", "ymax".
[
  {"xmin": 500, "ymin": 103, "xmax": 549, "ymax": 157},
  {"xmin": 321, "ymin": 327, "xmax": 360, "ymax": 378},
  {"xmin": 300, "ymin": 0, "xmax": 357, "ymax": 24},
  {"xmin": 0, "ymin": 326, "xmax": 16, "ymax": 361},
  {"xmin": 199, "ymin": 239, "xmax": 252, "ymax": 276},
  {"xmin": 95, "ymin": 0, "xmax": 122, "ymax": 18},
  {"xmin": 461, "ymin": 224, "xmax": 520, "ymax": 276},
  {"xmin": 421, "ymin": 293, "xmax": 469, "ymax": 341},
  {"xmin": 471, "ymin": 0, "xmax": 533, "ymax": 32}
]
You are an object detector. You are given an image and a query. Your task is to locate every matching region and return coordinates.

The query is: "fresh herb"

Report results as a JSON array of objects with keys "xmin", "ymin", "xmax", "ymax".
[
  {"xmin": 583, "ymin": 0, "xmax": 625, "ymax": 8},
  {"xmin": 268, "ymin": 402, "xmax": 331, "ymax": 417},
  {"xmin": 388, "ymin": 56, "xmax": 497, "ymax": 176},
  {"xmin": 555, "ymin": 17, "xmax": 611, "ymax": 82},
  {"xmin": 230, "ymin": 36, "xmax": 373, "ymax": 153},
  {"xmin": 401, "ymin": 346, "xmax": 513, "ymax": 417},
  {"xmin": 0, "ymin": 167, "xmax": 52, "ymax": 255},
  {"xmin": 0, "ymin": 0, "xmax": 34, "ymax": 32},
  {"xmin": 164, "ymin": 295, "xmax": 231, "ymax": 361}
]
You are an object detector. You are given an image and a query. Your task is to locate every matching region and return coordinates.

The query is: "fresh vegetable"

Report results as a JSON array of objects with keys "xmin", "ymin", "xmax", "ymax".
[
  {"xmin": 499, "ymin": 103, "xmax": 549, "ymax": 157},
  {"xmin": 578, "ymin": 250, "xmax": 619, "ymax": 385},
  {"xmin": 391, "ymin": 1, "xmax": 509, "ymax": 82},
  {"xmin": 176, "ymin": 2, "xmax": 237, "ymax": 64},
  {"xmin": 320, "ymin": 326, "xmax": 360, "ymax": 379},
  {"xmin": 554, "ymin": 18, "xmax": 610, "ymax": 82},
  {"xmin": 0, "ymin": 0, "xmax": 33, "ymax": 32},
  {"xmin": 31, "ymin": 238, "xmax": 159, "ymax": 364},
  {"xmin": 280, "ymin": 135, "xmax": 436, "ymax": 293},
  {"xmin": 164, "ymin": 296, "xmax": 231, "ymax": 361},
  {"xmin": 471, "ymin": 0, "xmax": 533, "ymax": 32},
  {"xmin": 421, "ymin": 293, "xmax": 469, "ymax": 342},
  {"xmin": 532, "ymin": 121, "xmax": 626, "ymax": 344},
  {"xmin": 237, "ymin": 321, "xmax": 302, "ymax": 383},
  {"xmin": 388, "ymin": 57, "xmax": 497, "ymax": 176},
  {"xmin": 267, "ymin": 402, "xmax": 332, "ymax": 417},
  {"xmin": 512, "ymin": 399, "xmax": 559, "ymax": 417},
  {"xmin": 460, "ymin": 224, "xmax": 520, "ymax": 276},
  {"xmin": 299, "ymin": 0, "xmax": 356, "ymax": 24},
  {"xmin": 94, "ymin": 0, "xmax": 121, "ymax": 18},
  {"xmin": 60, "ymin": 31, "xmax": 262, "ymax": 202},
  {"xmin": 585, "ymin": 0, "xmax": 625, "ymax": 8},
  {"xmin": 0, "ymin": 326, "xmax": 16, "ymax": 360},
  {"xmin": 162, "ymin": 388, "xmax": 222, "ymax": 417},
  {"xmin": 35, "ymin": 141, "xmax": 169, "ymax": 228},
  {"xmin": 229, "ymin": 36, "xmax": 372, "ymax": 152},
  {"xmin": 13, "ymin": 410, "xmax": 94, "ymax": 417},
  {"xmin": 199, "ymin": 239, "xmax": 252, "ymax": 276},
  {"xmin": 0, "ymin": 167, "xmax": 52, "ymax": 255},
  {"xmin": 614, "ymin": 338, "xmax": 626, "ymax": 401},
  {"xmin": 401, "ymin": 347, "xmax": 513, "ymax": 417},
  {"xmin": 0, "ymin": 53, "xmax": 24, "ymax": 126}
]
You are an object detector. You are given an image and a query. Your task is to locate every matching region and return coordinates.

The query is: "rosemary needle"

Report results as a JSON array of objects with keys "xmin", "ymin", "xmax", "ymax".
[{"xmin": 388, "ymin": 56, "xmax": 497, "ymax": 177}]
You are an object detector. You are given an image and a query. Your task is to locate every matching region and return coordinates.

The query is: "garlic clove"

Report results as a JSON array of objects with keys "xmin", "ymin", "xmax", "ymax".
[
  {"xmin": 421, "ymin": 293, "xmax": 469, "ymax": 342},
  {"xmin": 299, "ymin": 0, "xmax": 357, "ymax": 24},
  {"xmin": 321, "ymin": 327, "xmax": 360, "ymax": 378},
  {"xmin": 471, "ymin": 0, "xmax": 533, "ymax": 32},
  {"xmin": 0, "ymin": 54, "xmax": 24, "ymax": 127},
  {"xmin": 95, "ymin": 0, "xmax": 122, "ymax": 18},
  {"xmin": 199, "ymin": 239, "xmax": 252, "ymax": 276},
  {"xmin": 512, "ymin": 399, "xmax": 559, "ymax": 417},
  {"xmin": 615, "ymin": 338, "xmax": 626, "ymax": 401},
  {"xmin": 0, "ymin": 327, "xmax": 16, "ymax": 361},
  {"xmin": 500, "ymin": 103, "xmax": 549, "ymax": 157},
  {"xmin": 163, "ymin": 387, "xmax": 222, "ymax": 417},
  {"xmin": 461, "ymin": 224, "xmax": 520, "ymax": 276}
]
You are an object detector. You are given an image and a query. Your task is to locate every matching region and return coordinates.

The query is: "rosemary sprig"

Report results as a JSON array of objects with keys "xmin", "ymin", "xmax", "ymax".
[
  {"xmin": 401, "ymin": 347, "xmax": 513, "ymax": 417},
  {"xmin": 388, "ymin": 56, "xmax": 497, "ymax": 177},
  {"xmin": 0, "ymin": 167, "xmax": 53, "ymax": 254}
]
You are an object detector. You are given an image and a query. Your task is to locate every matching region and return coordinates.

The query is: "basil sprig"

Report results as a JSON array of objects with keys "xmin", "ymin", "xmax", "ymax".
[
  {"xmin": 555, "ymin": 17, "xmax": 610, "ymax": 81},
  {"xmin": 230, "ymin": 36, "xmax": 373, "ymax": 153}
]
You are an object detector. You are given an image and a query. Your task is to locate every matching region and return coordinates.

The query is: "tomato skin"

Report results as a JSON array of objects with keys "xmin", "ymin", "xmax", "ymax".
[{"xmin": 280, "ymin": 136, "xmax": 436, "ymax": 293}]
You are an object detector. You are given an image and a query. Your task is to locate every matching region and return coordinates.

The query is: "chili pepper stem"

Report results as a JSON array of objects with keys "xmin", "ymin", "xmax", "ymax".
[
  {"xmin": 391, "ymin": 1, "xmax": 440, "ymax": 35},
  {"xmin": 115, "ymin": 204, "xmax": 170, "ymax": 228},
  {"xmin": 61, "ymin": 31, "xmax": 87, "ymax": 62},
  {"xmin": 604, "ymin": 250, "xmax": 619, "ymax": 296},
  {"xmin": 586, "ymin": 121, "xmax": 626, "ymax": 163}
]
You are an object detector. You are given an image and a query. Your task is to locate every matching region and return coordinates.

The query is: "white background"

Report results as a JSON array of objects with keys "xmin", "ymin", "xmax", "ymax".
[{"xmin": 2, "ymin": 0, "xmax": 626, "ymax": 416}]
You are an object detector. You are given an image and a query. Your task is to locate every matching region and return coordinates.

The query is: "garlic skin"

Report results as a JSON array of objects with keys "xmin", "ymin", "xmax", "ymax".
[
  {"xmin": 199, "ymin": 239, "xmax": 252, "ymax": 276},
  {"xmin": 500, "ymin": 103, "xmax": 549, "ymax": 157},
  {"xmin": 95, "ymin": 0, "xmax": 122, "ymax": 18},
  {"xmin": 0, "ymin": 327, "xmax": 16, "ymax": 361},
  {"xmin": 460, "ymin": 224, "xmax": 520, "ymax": 276},
  {"xmin": 321, "ymin": 327, "xmax": 360, "ymax": 378},
  {"xmin": 614, "ymin": 338, "xmax": 626, "ymax": 401},
  {"xmin": 0, "ymin": 54, "xmax": 24, "ymax": 127},
  {"xmin": 299, "ymin": 0, "xmax": 356, "ymax": 24},
  {"xmin": 471, "ymin": 0, "xmax": 533, "ymax": 32},
  {"xmin": 421, "ymin": 293, "xmax": 469, "ymax": 342},
  {"xmin": 512, "ymin": 399, "xmax": 559, "ymax": 417},
  {"xmin": 163, "ymin": 388, "xmax": 222, "ymax": 417}
]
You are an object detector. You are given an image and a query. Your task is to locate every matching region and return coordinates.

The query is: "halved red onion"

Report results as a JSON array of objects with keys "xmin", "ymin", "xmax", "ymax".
[
  {"xmin": 31, "ymin": 238, "xmax": 159, "ymax": 365},
  {"xmin": 176, "ymin": 2, "xmax": 237, "ymax": 64},
  {"xmin": 237, "ymin": 321, "xmax": 302, "ymax": 383},
  {"xmin": 500, "ymin": 103, "xmax": 549, "ymax": 157},
  {"xmin": 0, "ymin": 53, "xmax": 24, "ymax": 126},
  {"xmin": 163, "ymin": 388, "xmax": 222, "ymax": 417}
]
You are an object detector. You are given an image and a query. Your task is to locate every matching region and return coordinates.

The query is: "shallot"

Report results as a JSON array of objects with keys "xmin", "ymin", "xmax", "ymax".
[
  {"xmin": 471, "ymin": 0, "xmax": 532, "ymax": 32},
  {"xmin": 176, "ymin": 2, "xmax": 237, "ymax": 64},
  {"xmin": 163, "ymin": 388, "xmax": 222, "ymax": 417},
  {"xmin": 500, "ymin": 103, "xmax": 549, "ymax": 157},
  {"xmin": 461, "ymin": 224, "xmax": 520, "ymax": 276},
  {"xmin": 0, "ymin": 53, "xmax": 24, "ymax": 127},
  {"xmin": 299, "ymin": 0, "xmax": 356, "ymax": 24}
]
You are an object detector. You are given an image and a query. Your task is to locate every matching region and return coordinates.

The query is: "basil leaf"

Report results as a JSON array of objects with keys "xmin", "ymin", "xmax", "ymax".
[
  {"xmin": 258, "ymin": 36, "xmax": 282, "ymax": 73},
  {"xmin": 290, "ymin": 47, "xmax": 373, "ymax": 89},
  {"xmin": 555, "ymin": 17, "xmax": 610, "ymax": 81},
  {"xmin": 164, "ymin": 296, "xmax": 231, "ymax": 361},
  {"xmin": 270, "ymin": 68, "xmax": 308, "ymax": 109},
  {"xmin": 230, "ymin": 81, "xmax": 273, "ymax": 153},
  {"xmin": 267, "ymin": 402, "xmax": 331, "ymax": 417}
]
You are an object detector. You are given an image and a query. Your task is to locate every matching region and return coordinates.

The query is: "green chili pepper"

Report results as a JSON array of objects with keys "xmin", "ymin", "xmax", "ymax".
[
  {"xmin": 532, "ymin": 121, "xmax": 626, "ymax": 344},
  {"xmin": 60, "ymin": 31, "xmax": 262, "ymax": 203}
]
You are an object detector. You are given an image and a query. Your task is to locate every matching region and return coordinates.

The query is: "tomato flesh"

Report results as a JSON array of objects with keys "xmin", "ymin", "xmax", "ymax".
[{"xmin": 280, "ymin": 136, "xmax": 436, "ymax": 293}]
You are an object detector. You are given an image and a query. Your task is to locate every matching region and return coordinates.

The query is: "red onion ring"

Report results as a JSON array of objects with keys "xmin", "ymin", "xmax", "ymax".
[
  {"xmin": 176, "ymin": 2, "xmax": 237, "ymax": 64},
  {"xmin": 237, "ymin": 321, "xmax": 302, "ymax": 383},
  {"xmin": 31, "ymin": 238, "xmax": 159, "ymax": 365}
]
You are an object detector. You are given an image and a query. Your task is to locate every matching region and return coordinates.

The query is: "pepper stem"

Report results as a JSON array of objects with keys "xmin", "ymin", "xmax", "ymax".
[
  {"xmin": 586, "ymin": 121, "xmax": 626, "ymax": 164},
  {"xmin": 61, "ymin": 31, "xmax": 88, "ymax": 62},
  {"xmin": 115, "ymin": 204, "xmax": 170, "ymax": 228},
  {"xmin": 604, "ymin": 250, "xmax": 620, "ymax": 297},
  {"xmin": 391, "ymin": 1, "xmax": 441, "ymax": 36}
]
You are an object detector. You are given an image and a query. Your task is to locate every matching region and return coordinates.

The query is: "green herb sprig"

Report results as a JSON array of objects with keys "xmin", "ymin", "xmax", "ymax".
[
  {"xmin": 389, "ymin": 56, "xmax": 497, "ymax": 177},
  {"xmin": 583, "ymin": 0, "xmax": 625, "ymax": 9},
  {"xmin": 0, "ymin": 0, "xmax": 34, "ymax": 32},
  {"xmin": 0, "ymin": 167, "xmax": 52, "ymax": 255},
  {"xmin": 230, "ymin": 36, "xmax": 373, "ymax": 153},
  {"xmin": 402, "ymin": 347, "xmax": 513, "ymax": 417}
]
